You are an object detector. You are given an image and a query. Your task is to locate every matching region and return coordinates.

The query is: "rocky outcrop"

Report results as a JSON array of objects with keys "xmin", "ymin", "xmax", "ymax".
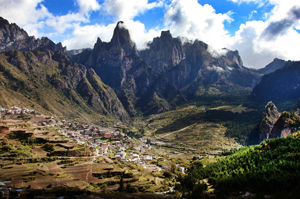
[
  {"xmin": 139, "ymin": 31, "xmax": 261, "ymax": 98},
  {"xmin": 268, "ymin": 112, "xmax": 298, "ymax": 139},
  {"xmin": 0, "ymin": 17, "xmax": 66, "ymax": 53},
  {"xmin": 139, "ymin": 30, "xmax": 185, "ymax": 73},
  {"xmin": 259, "ymin": 102, "xmax": 281, "ymax": 141},
  {"xmin": 83, "ymin": 22, "xmax": 184, "ymax": 116}
]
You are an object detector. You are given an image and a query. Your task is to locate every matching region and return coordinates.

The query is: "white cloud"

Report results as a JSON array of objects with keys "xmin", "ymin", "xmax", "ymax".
[
  {"xmin": 164, "ymin": 0, "xmax": 233, "ymax": 50},
  {"xmin": 120, "ymin": 20, "xmax": 162, "ymax": 49},
  {"xmin": 249, "ymin": 10, "xmax": 257, "ymax": 19},
  {"xmin": 229, "ymin": 20, "xmax": 274, "ymax": 68},
  {"xmin": 229, "ymin": 0, "xmax": 267, "ymax": 7},
  {"xmin": 77, "ymin": 0, "xmax": 101, "ymax": 15},
  {"xmin": 0, "ymin": 0, "xmax": 48, "ymax": 25},
  {"xmin": 1, "ymin": 0, "xmax": 300, "ymax": 69},
  {"xmin": 62, "ymin": 23, "xmax": 116, "ymax": 49},
  {"xmin": 0, "ymin": 0, "xmax": 101, "ymax": 38},
  {"xmin": 62, "ymin": 20, "xmax": 162, "ymax": 50},
  {"xmin": 227, "ymin": 0, "xmax": 300, "ymax": 68},
  {"xmin": 63, "ymin": 0, "xmax": 164, "ymax": 50},
  {"xmin": 101, "ymin": 0, "xmax": 164, "ymax": 21}
]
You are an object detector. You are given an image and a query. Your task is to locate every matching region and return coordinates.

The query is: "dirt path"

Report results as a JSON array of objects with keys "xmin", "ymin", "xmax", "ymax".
[{"xmin": 85, "ymin": 149, "xmax": 100, "ymax": 185}]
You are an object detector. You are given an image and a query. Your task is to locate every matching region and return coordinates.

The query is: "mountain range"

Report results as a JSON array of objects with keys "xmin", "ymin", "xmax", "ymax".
[
  {"xmin": 0, "ymin": 16, "xmax": 298, "ymax": 122},
  {"xmin": 251, "ymin": 60, "xmax": 300, "ymax": 105}
]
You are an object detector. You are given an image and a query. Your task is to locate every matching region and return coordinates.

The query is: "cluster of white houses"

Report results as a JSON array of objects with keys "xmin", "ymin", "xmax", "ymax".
[
  {"xmin": 58, "ymin": 122, "xmax": 163, "ymax": 171},
  {"xmin": 115, "ymin": 151, "xmax": 162, "ymax": 171},
  {"xmin": 0, "ymin": 106, "xmax": 38, "ymax": 115},
  {"xmin": 58, "ymin": 126, "xmax": 130, "ymax": 155}
]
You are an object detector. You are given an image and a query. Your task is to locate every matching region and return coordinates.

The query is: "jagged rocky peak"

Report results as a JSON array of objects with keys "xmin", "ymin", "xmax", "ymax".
[
  {"xmin": 110, "ymin": 21, "xmax": 137, "ymax": 55},
  {"xmin": 0, "ymin": 17, "xmax": 29, "ymax": 44},
  {"xmin": 139, "ymin": 29, "xmax": 185, "ymax": 72},
  {"xmin": 96, "ymin": 37, "xmax": 102, "ymax": 45},
  {"xmin": 223, "ymin": 49, "xmax": 243, "ymax": 68},
  {"xmin": 91, "ymin": 37, "xmax": 104, "ymax": 53},
  {"xmin": 264, "ymin": 101, "xmax": 280, "ymax": 118},
  {"xmin": 257, "ymin": 58, "xmax": 287, "ymax": 75},
  {"xmin": 259, "ymin": 101, "xmax": 281, "ymax": 141},
  {"xmin": 192, "ymin": 39, "xmax": 208, "ymax": 50},
  {"xmin": 0, "ymin": 17, "xmax": 66, "ymax": 53},
  {"xmin": 160, "ymin": 30, "xmax": 173, "ymax": 40}
]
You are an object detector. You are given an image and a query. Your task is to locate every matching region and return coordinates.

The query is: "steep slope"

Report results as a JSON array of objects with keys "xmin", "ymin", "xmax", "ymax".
[
  {"xmin": 257, "ymin": 101, "xmax": 300, "ymax": 142},
  {"xmin": 0, "ymin": 17, "xmax": 129, "ymax": 122},
  {"xmin": 139, "ymin": 30, "xmax": 185, "ymax": 73},
  {"xmin": 0, "ymin": 49, "xmax": 129, "ymax": 122},
  {"xmin": 82, "ymin": 22, "xmax": 185, "ymax": 116},
  {"xmin": 182, "ymin": 134, "xmax": 300, "ymax": 197},
  {"xmin": 139, "ymin": 31, "xmax": 261, "ymax": 98},
  {"xmin": 251, "ymin": 61, "xmax": 300, "ymax": 104},
  {"xmin": 257, "ymin": 58, "xmax": 287, "ymax": 75},
  {"xmin": 0, "ymin": 17, "xmax": 66, "ymax": 53}
]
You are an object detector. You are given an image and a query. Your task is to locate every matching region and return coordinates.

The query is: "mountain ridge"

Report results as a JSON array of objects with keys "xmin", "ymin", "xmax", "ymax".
[
  {"xmin": 78, "ymin": 22, "xmax": 186, "ymax": 116},
  {"xmin": 0, "ymin": 17, "xmax": 66, "ymax": 53},
  {"xmin": 0, "ymin": 17, "xmax": 129, "ymax": 123}
]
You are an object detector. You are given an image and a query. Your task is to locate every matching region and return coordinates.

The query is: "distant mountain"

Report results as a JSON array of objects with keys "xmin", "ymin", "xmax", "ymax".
[
  {"xmin": 3, "ymin": 16, "xmax": 292, "ymax": 121},
  {"xmin": 68, "ymin": 48, "xmax": 92, "ymax": 56},
  {"xmin": 139, "ymin": 31, "xmax": 261, "ymax": 98},
  {"xmin": 0, "ymin": 17, "xmax": 129, "ymax": 122},
  {"xmin": 0, "ymin": 17, "xmax": 66, "ymax": 53},
  {"xmin": 77, "ymin": 22, "xmax": 186, "ymax": 116},
  {"xmin": 257, "ymin": 58, "xmax": 287, "ymax": 75},
  {"xmin": 251, "ymin": 61, "xmax": 300, "ymax": 104}
]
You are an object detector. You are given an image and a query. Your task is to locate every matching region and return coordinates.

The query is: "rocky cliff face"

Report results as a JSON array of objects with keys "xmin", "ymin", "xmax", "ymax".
[
  {"xmin": 0, "ymin": 49, "xmax": 129, "ymax": 121},
  {"xmin": 268, "ymin": 112, "xmax": 298, "ymax": 139},
  {"xmin": 0, "ymin": 17, "xmax": 66, "ymax": 53},
  {"xmin": 258, "ymin": 101, "xmax": 300, "ymax": 142},
  {"xmin": 83, "ymin": 22, "xmax": 184, "ymax": 116},
  {"xmin": 0, "ymin": 17, "xmax": 129, "ymax": 122},
  {"xmin": 259, "ymin": 102, "xmax": 281, "ymax": 141},
  {"xmin": 139, "ymin": 31, "xmax": 260, "ymax": 98},
  {"xmin": 139, "ymin": 30, "xmax": 185, "ymax": 73}
]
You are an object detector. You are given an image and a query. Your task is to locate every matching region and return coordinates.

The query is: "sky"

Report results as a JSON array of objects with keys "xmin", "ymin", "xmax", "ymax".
[{"xmin": 0, "ymin": 0, "xmax": 300, "ymax": 69}]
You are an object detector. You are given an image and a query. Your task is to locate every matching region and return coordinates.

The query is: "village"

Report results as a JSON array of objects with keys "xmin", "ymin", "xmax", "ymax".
[
  {"xmin": 0, "ymin": 106, "xmax": 188, "ymax": 198},
  {"xmin": 58, "ymin": 121, "xmax": 164, "ymax": 172},
  {"xmin": 0, "ymin": 106, "xmax": 166, "ymax": 172}
]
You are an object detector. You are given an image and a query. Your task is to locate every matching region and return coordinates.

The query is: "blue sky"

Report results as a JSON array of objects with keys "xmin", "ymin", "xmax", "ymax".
[{"xmin": 0, "ymin": 0, "xmax": 300, "ymax": 69}]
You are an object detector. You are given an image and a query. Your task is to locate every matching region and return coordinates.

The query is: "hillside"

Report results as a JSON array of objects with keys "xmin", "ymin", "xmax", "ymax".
[
  {"xmin": 180, "ymin": 133, "xmax": 300, "ymax": 198},
  {"xmin": 0, "ymin": 17, "xmax": 130, "ymax": 124},
  {"xmin": 257, "ymin": 58, "xmax": 287, "ymax": 75},
  {"xmin": 0, "ymin": 114, "xmax": 181, "ymax": 198},
  {"xmin": 0, "ymin": 49, "xmax": 129, "ymax": 123},
  {"xmin": 251, "ymin": 61, "xmax": 300, "ymax": 106}
]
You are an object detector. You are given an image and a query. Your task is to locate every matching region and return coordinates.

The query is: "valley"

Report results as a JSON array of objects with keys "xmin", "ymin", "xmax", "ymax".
[
  {"xmin": 1, "ymin": 15, "xmax": 300, "ymax": 198},
  {"xmin": 0, "ymin": 108, "xmax": 183, "ymax": 198}
]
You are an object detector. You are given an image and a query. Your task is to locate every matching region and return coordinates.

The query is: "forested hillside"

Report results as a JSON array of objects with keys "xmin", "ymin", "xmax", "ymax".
[{"xmin": 179, "ymin": 132, "xmax": 300, "ymax": 198}]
